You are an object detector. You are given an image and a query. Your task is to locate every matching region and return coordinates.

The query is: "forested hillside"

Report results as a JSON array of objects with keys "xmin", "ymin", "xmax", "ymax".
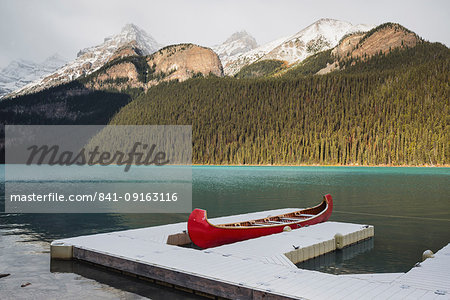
[
  {"xmin": 235, "ymin": 60, "xmax": 285, "ymax": 78},
  {"xmin": 0, "ymin": 82, "xmax": 134, "ymax": 163},
  {"xmin": 110, "ymin": 42, "xmax": 449, "ymax": 166},
  {"xmin": 0, "ymin": 81, "xmax": 134, "ymax": 125},
  {"xmin": 282, "ymin": 49, "xmax": 333, "ymax": 77},
  {"xmin": 1, "ymin": 36, "xmax": 448, "ymax": 166}
]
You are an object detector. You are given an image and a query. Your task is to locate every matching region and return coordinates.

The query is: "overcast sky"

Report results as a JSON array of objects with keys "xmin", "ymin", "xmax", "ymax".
[{"xmin": 0, "ymin": 0, "xmax": 448, "ymax": 68}]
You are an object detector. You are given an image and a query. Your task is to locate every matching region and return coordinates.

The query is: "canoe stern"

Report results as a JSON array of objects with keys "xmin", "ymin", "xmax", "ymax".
[{"xmin": 323, "ymin": 194, "xmax": 333, "ymax": 221}]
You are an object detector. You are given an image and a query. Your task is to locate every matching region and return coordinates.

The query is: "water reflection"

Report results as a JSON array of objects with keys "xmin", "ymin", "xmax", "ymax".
[
  {"xmin": 50, "ymin": 259, "xmax": 201, "ymax": 299},
  {"xmin": 0, "ymin": 213, "xmax": 188, "ymax": 242},
  {"xmin": 0, "ymin": 229, "xmax": 201, "ymax": 300},
  {"xmin": 297, "ymin": 238, "xmax": 374, "ymax": 274}
]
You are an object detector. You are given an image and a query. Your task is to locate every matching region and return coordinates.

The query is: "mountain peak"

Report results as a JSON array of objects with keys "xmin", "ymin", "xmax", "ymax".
[
  {"xmin": 7, "ymin": 23, "xmax": 163, "ymax": 97},
  {"xmin": 0, "ymin": 55, "xmax": 67, "ymax": 98},
  {"xmin": 307, "ymin": 18, "xmax": 375, "ymax": 35},
  {"xmin": 213, "ymin": 31, "xmax": 258, "ymax": 67},
  {"xmin": 111, "ymin": 23, "xmax": 161, "ymax": 55},
  {"xmin": 119, "ymin": 23, "xmax": 148, "ymax": 40},
  {"xmin": 315, "ymin": 18, "xmax": 346, "ymax": 24},
  {"xmin": 301, "ymin": 18, "xmax": 352, "ymax": 34},
  {"xmin": 224, "ymin": 31, "xmax": 255, "ymax": 44},
  {"xmin": 223, "ymin": 18, "xmax": 375, "ymax": 75},
  {"xmin": 121, "ymin": 23, "xmax": 141, "ymax": 32}
]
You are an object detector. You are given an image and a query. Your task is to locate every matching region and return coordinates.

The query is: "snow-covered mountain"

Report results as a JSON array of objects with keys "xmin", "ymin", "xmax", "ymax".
[
  {"xmin": 0, "ymin": 54, "xmax": 67, "ymax": 98},
  {"xmin": 212, "ymin": 31, "xmax": 258, "ymax": 69},
  {"xmin": 3, "ymin": 19, "xmax": 375, "ymax": 97},
  {"xmin": 224, "ymin": 18, "xmax": 375, "ymax": 75},
  {"xmin": 7, "ymin": 23, "xmax": 162, "ymax": 98}
]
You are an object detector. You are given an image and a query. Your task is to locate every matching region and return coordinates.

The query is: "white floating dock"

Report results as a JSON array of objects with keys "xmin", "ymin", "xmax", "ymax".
[{"xmin": 51, "ymin": 209, "xmax": 450, "ymax": 299}]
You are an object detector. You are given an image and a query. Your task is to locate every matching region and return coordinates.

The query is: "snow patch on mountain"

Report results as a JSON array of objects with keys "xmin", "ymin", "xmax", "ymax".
[
  {"xmin": 7, "ymin": 23, "xmax": 162, "ymax": 98},
  {"xmin": 224, "ymin": 18, "xmax": 375, "ymax": 75},
  {"xmin": 77, "ymin": 23, "xmax": 160, "ymax": 58},
  {"xmin": 212, "ymin": 31, "xmax": 259, "ymax": 71},
  {"xmin": 0, "ymin": 54, "xmax": 68, "ymax": 98},
  {"xmin": 222, "ymin": 35, "xmax": 290, "ymax": 76}
]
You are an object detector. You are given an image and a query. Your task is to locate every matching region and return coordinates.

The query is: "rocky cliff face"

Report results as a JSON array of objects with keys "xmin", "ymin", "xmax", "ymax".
[
  {"xmin": 317, "ymin": 23, "xmax": 421, "ymax": 74},
  {"xmin": 85, "ymin": 44, "xmax": 223, "ymax": 91},
  {"xmin": 148, "ymin": 44, "xmax": 223, "ymax": 81},
  {"xmin": 335, "ymin": 23, "xmax": 420, "ymax": 60}
]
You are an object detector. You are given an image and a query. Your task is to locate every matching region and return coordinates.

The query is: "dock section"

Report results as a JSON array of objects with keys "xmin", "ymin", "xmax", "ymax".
[{"xmin": 51, "ymin": 209, "xmax": 449, "ymax": 299}]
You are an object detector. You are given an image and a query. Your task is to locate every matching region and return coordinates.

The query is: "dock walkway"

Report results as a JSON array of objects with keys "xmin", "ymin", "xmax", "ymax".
[{"xmin": 51, "ymin": 208, "xmax": 449, "ymax": 299}]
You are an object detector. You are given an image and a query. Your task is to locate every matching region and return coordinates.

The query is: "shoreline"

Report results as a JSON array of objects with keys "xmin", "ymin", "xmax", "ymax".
[
  {"xmin": 191, "ymin": 163, "xmax": 450, "ymax": 168},
  {"xmin": 1, "ymin": 163, "xmax": 448, "ymax": 168}
]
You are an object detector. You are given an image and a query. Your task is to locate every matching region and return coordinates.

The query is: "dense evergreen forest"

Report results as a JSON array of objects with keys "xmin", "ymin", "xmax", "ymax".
[
  {"xmin": 110, "ymin": 42, "xmax": 449, "ymax": 166},
  {"xmin": 1, "ymin": 41, "xmax": 448, "ymax": 166},
  {"xmin": 0, "ymin": 82, "xmax": 135, "ymax": 163},
  {"xmin": 0, "ymin": 81, "xmax": 134, "ymax": 125}
]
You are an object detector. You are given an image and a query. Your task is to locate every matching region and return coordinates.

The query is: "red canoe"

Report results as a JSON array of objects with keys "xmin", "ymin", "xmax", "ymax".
[{"xmin": 188, "ymin": 194, "xmax": 333, "ymax": 249}]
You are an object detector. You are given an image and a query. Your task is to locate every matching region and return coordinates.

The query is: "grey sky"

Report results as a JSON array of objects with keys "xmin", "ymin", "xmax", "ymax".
[{"xmin": 0, "ymin": 0, "xmax": 448, "ymax": 68}]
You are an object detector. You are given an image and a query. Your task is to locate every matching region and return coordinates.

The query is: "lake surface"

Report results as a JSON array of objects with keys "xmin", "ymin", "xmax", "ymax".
[{"xmin": 1, "ymin": 166, "xmax": 449, "ymax": 298}]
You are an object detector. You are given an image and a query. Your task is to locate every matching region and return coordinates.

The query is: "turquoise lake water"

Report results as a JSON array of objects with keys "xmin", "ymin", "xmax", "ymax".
[{"xmin": 1, "ymin": 166, "xmax": 449, "ymax": 298}]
